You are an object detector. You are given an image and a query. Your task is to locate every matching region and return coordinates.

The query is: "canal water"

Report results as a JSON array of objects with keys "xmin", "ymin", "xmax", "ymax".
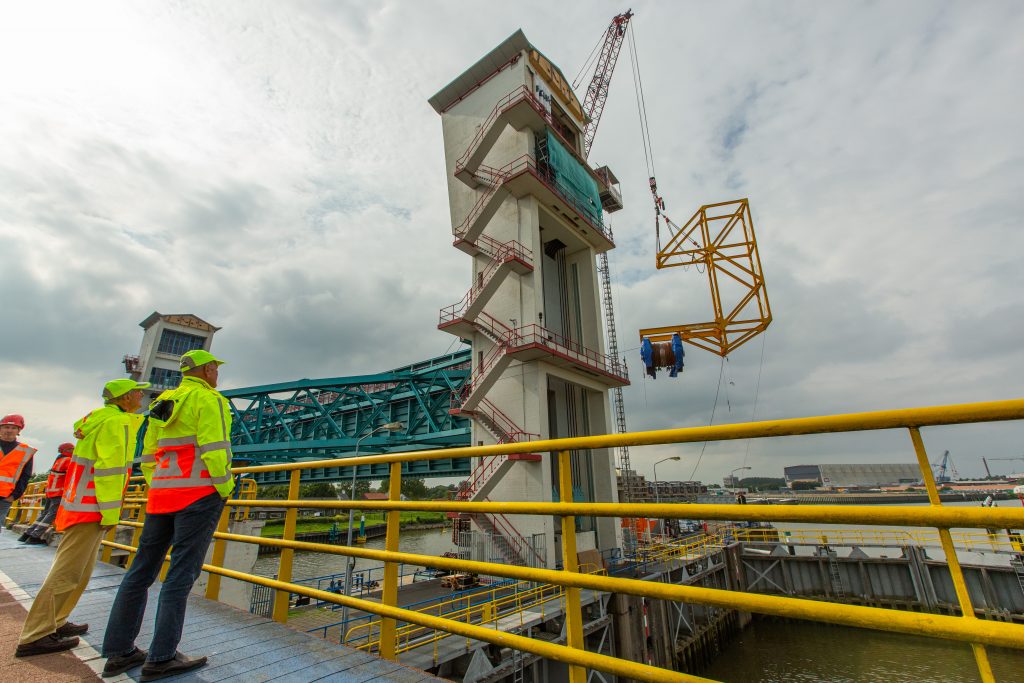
[
  {"xmin": 704, "ymin": 618, "xmax": 1024, "ymax": 682},
  {"xmin": 251, "ymin": 502, "xmax": 1024, "ymax": 681}
]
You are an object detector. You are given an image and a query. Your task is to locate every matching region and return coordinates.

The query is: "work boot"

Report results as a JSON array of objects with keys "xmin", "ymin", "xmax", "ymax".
[
  {"xmin": 140, "ymin": 652, "xmax": 208, "ymax": 681},
  {"xmin": 55, "ymin": 621, "xmax": 89, "ymax": 637},
  {"xmin": 102, "ymin": 648, "xmax": 148, "ymax": 677},
  {"xmin": 17, "ymin": 532, "xmax": 30, "ymax": 542},
  {"xmin": 26, "ymin": 536, "xmax": 47, "ymax": 545},
  {"xmin": 15, "ymin": 633, "xmax": 79, "ymax": 657}
]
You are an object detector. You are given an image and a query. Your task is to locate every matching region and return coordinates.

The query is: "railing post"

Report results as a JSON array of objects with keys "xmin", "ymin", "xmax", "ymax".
[
  {"xmin": 99, "ymin": 523, "xmax": 118, "ymax": 564},
  {"xmin": 379, "ymin": 461, "xmax": 402, "ymax": 660},
  {"xmin": 909, "ymin": 427, "xmax": 996, "ymax": 683},
  {"xmin": 272, "ymin": 468, "xmax": 301, "ymax": 623},
  {"xmin": 558, "ymin": 449, "xmax": 586, "ymax": 683},
  {"xmin": 205, "ymin": 502, "xmax": 233, "ymax": 601}
]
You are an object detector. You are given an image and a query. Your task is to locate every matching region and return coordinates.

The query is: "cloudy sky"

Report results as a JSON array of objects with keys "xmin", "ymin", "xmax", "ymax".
[{"xmin": 2, "ymin": 1, "xmax": 1022, "ymax": 483}]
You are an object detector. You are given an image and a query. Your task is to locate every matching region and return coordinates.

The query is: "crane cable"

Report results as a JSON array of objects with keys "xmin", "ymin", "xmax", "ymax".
[
  {"xmin": 627, "ymin": 21, "xmax": 655, "ymax": 179},
  {"xmin": 571, "ymin": 28, "xmax": 606, "ymax": 91}
]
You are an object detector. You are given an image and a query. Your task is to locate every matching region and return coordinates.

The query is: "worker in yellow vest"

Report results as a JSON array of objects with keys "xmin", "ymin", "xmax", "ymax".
[
  {"xmin": 102, "ymin": 349, "xmax": 233, "ymax": 681},
  {"xmin": 0, "ymin": 413, "xmax": 35, "ymax": 530},
  {"xmin": 19, "ymin": 442, "xmax": 75, "ymax": 544},
  {"xmin": 15, "ymin": 380, "xmax": 146, "ymax": 658}
]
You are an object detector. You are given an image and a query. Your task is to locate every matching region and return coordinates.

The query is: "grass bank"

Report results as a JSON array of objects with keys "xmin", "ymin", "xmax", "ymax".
[{"xmin": 260, "ymin": 511, "xmax": 447, "ymax": 538}]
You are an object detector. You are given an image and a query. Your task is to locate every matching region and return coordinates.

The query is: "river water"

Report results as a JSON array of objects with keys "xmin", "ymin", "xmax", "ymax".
[{"xmin": 250, "ymin": 503, "xmax": 1024, "ymax": 681}]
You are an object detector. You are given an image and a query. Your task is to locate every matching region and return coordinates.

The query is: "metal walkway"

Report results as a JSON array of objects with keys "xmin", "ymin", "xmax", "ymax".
[{"xmin": 0, "ymin": 533, "xmax": 445, "ymax": 682}]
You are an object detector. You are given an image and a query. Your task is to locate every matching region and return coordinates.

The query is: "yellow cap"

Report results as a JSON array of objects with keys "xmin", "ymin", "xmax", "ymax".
[
  {"xmin": 180, "ymin": 349, "xmax": 225, "ymax": 371},
  {"xmin": 103, "ymin": 379, "xmax": 151, "ymax": 401}
]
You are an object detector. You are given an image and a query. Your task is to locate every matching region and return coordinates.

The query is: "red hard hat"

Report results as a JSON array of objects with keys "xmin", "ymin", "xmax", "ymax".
[
  {"xmin": 58, "ymin": 442, "xmax": 75, "ymax": 454},
  {"xmin": 0, "ymin": 414, "xmax": 25, "ymax": 429}
]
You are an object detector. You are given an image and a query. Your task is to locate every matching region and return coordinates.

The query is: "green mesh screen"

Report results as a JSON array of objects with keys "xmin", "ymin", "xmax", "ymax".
[{"xmin": 545, "ymin": 130, "xmax": 603, "ymax": 226}]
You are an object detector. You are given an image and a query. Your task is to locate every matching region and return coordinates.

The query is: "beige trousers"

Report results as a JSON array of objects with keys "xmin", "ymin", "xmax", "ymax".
[{"xmin": 19, "ymin": 521, "xmax": 106, "ymax": 644}]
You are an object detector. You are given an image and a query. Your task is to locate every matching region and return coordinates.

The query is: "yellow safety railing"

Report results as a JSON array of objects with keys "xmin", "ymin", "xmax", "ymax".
[
  {"xmin": 344, "ymin": 564, "xmax": 608, "ymax": 657},
  {"xmin": 735, "ymin": 527, "xmax": 1024, "ymax": 554},
  {"xmin": 101, "ymin": 398, "xmax": 1024, "ymax": 683}
]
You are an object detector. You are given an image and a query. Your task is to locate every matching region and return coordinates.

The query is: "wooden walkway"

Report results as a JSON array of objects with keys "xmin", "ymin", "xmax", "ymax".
[{"xmin": 0, "ymin": 532, "xmax": 447, "ymax": 682}]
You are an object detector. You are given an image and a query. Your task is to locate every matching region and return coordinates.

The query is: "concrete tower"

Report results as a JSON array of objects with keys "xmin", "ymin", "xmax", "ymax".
[
  {"xmin": 123, "ymin": 312, "xmax": 220, "ymax": 404},
  {"xmin": 429, "ymin": 31, "xmax": 628, "ymax": 568}
]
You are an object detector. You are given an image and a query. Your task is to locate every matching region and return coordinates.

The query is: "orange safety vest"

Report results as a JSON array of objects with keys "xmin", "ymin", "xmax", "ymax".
[
  {"xmin": 147, "ymin": 436, "xmax": 223, "ymax": 514},
  {"xmin": 56, "ymin": 454, "xmax": 133, "ymax": 530},
  {"xmin": 45, "ymin": 454, "xmax": 72, "ymax": 498},
  {"xmin": 0, "ymin": 443, "xmax": 36, "ymax": 497}
]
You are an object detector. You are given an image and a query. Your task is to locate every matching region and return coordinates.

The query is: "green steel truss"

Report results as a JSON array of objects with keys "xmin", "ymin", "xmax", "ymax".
[{"xmin": 224, "ymin": 349, "xmax": 472, "ymax": 484}]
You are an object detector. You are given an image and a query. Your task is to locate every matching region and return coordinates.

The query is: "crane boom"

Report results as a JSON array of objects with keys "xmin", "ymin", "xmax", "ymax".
[{"xmin": 582, "ymin": 10, "xmax": 633, "ymax": 157}]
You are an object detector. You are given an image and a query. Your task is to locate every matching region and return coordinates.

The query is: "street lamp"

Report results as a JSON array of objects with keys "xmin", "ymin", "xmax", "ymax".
[
  {"xmin": 729, "ymin": 466, "xmax": 752, "ymax": 491},
  {"xmin": 340, "ymin": 420, "xmax": 403, "ymax": 640},
  {"xmin": 652, "ymin": 456, "xmax": 681, "ymax": 537}
]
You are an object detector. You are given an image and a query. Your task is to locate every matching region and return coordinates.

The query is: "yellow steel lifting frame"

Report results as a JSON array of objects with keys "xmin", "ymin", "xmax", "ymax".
[
  {"xmin": 639, "ymin": 198, "xmax": 771, "ymax": 356},
  {"xmin": 84, "ymin": 398, "xmax": 1024, "ymax": 683}
]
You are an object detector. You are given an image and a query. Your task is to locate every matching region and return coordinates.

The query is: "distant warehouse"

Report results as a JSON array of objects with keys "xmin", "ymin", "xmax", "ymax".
[{"xmin": 784, "ymin": 463, "xmax": 922, "ymax": 490}]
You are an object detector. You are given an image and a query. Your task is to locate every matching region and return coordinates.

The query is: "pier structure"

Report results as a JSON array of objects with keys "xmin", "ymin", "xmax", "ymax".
[{"xmin": 429, "ymin": 30, "xmax": 629, "ymax": 569}]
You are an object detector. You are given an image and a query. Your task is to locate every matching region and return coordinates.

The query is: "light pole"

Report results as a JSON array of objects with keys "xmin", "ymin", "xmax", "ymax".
[
  {"xmin": 652, "ymin": 456, "xmax": 681, "ymax": 537},
  {"xmin": 340, "ymin": 420, "xmax": 402, "ymax": 641},
  {"xmin": 729, "ymin": 466, "xmax": 752, "ymax": 491}
]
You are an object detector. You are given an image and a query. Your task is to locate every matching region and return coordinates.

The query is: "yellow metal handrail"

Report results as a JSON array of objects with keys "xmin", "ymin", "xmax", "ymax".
[
  {"xmin": 735, "ymin": 527, "xmax": 1024, "ymax": 554},
  {"xmin": 102, "ymin": 398, "xmax": 1024, "ymax": 683}
]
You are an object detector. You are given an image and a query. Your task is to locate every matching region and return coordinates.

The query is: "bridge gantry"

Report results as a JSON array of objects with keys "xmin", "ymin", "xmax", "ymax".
[{"xmin": 224, "ymin": 349, "xmax": 473, "ymax": 485}]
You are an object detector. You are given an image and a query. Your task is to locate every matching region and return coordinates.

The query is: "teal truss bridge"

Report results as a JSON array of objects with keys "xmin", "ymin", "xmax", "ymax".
[{"xmin": 223, "ymin": 349, "xmax": 472, "ymax": 485}]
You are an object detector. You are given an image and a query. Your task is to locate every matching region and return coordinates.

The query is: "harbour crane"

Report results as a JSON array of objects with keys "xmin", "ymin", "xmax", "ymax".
[
  {"xmin": 983, "ymin": 455, "xmax": 1024, "ymax": 477},
  {"xmin": 933, "ymin": 450, "xmax": 959, "ymax": 484}
]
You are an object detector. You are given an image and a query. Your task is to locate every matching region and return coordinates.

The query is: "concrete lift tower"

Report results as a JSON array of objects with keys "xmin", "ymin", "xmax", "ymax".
[{"xmin": 429, "ymin": 30, "xmax": 629, "ymax": 569}]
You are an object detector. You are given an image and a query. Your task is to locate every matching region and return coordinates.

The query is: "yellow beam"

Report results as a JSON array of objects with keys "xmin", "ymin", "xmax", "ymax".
[
  {"xmin": 271, "ymin": 469, "xmax": 301, "ymax": 623},
  {"xmin": 379, "ymin": 461, "xmax": 402, "ymax": 660},
  {"xmin": 222, "ymin": 499, "xmax": 1024, "ymax": 530},
  {"xmin": 211, "ymin": 532, "xmax": 1024, "ymax": 651},
  {"xmin": 230, "ymin": 399, "xmax": 1024, "ymax": 474},
  {"xmin": 558, "ymin": 450, "xmax": 586, "ymax": 683}
]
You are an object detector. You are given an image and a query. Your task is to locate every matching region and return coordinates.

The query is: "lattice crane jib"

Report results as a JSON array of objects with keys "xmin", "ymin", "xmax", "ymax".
[
  {"xmin": 582, "ymin": 9, "xmax": 634, "ymax": 157},
  {"xmin": 580, "ymin": 10, "xmax": 634, "ymax": 501},
  {"xmin": 640, "ymin": 198, "xmax": 772, "ymax": 358}
]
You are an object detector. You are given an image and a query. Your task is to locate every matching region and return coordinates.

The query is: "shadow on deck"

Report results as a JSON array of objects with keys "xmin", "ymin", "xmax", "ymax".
[{"xmin": 0, "ymin": 532, "xmax": 446, "ymax": 682}]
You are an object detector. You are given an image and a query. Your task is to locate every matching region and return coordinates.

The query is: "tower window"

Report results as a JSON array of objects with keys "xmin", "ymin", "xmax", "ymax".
[{"xmin": 158, "ymin": 330, "xmax": 205, "ymax": 356}]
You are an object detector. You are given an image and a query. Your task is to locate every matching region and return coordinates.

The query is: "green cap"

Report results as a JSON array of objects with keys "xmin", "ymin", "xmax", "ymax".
[
  {"xmin": 103, "ymin": 379, "xmax": 151, "ymax": 401},
  {"xmin": 180, "ymin": 349, "xmax": 225, "ymax": 371}
]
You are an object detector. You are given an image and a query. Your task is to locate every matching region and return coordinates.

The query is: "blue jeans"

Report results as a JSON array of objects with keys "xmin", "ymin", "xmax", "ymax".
[{"xmin": 102, "ymin": 492, "xmax": 225, "ymax": 663}]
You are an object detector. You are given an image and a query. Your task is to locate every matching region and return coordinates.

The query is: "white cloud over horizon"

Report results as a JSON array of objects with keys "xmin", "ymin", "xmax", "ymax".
[{"xmin": 2, "ymin": 1, "xmax": 1022, "ymax": 484}]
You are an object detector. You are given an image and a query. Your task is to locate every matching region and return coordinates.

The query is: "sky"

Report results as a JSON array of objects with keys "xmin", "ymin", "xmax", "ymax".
[{"xmin": 2, "ymin": 1, "xmax": 1022, "ymax": 483}]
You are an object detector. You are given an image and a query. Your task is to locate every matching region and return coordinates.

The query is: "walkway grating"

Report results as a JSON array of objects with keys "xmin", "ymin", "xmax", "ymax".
[{"xmin": 0, "ymin": 533, "xmax": 446, "ymax": 682}]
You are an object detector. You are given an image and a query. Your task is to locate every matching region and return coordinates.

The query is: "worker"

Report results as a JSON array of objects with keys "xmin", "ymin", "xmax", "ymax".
[
  {"xmin": 15, "ymin": 380, "xmax": 147, "ymax": 658},
  {"xmin": 0, "ymin": 414, "xmax": 36, "ymax": 531},
  {"xmin": 102, "ymin": 349, "xmax": 234, "ymax": 681},
  {"xmin": 19, "ymin": 442, "xmax": 75, "ymax": 544}
]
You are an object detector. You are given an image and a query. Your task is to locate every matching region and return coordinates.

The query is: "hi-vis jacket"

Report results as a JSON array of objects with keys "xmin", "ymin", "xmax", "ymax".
[
  {"xmin": 141, "ymin": 375, "xmax": 233, "ymax": 514},
  {"xmin": 45, "ymin": 453, "xmax": 72, "ymax": 498},
  {"xmin": 55, "ymin": 406, "xmax": 143, "ymax": 531},
  {"xmin": 0, "ymin": 443, "xmax": 36, "ymax": 498}
]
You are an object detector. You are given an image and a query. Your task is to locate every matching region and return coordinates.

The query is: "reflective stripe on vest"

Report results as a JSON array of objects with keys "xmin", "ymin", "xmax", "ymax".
[
  {"xmin": 60, "ymin": 453, "xmax": 130, "ymax": 512},
  {"xmin": 150, "ymin": 436, "xmax": 232, "ymax": 489},
  {"xmin": 0, "ymin": 444, "xmax": 36, "ymax": 495},
  {"xmin": 45, "ymin": 455, "xmax": 71, "ymax": 497}
]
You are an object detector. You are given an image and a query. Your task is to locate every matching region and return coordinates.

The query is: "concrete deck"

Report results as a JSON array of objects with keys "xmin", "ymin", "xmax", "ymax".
[{"xmin": 0, "ymin": 531, "xmax": 447, "ymax": 682}]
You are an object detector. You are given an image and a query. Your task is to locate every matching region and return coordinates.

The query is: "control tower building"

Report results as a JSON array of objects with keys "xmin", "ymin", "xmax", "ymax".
[{"xmin": 429, "ymin": 30, "xmax": 629, "ymax": 568}]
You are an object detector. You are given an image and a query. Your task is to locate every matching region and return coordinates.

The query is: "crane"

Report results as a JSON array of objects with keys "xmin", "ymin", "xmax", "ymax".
[
  {"xmin": 984, "ymin": 456, "xmax": 1024, "ymax": 477},
  {"xmin": 576, "ymin": 9, "xmax": 637, "ymax": 543},
  {"xmin": 933, "ymin": 450, "xmax": 959, "ymax": 484}
]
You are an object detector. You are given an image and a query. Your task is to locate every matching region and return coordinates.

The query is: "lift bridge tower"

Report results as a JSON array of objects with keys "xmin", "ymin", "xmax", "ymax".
[{"xmin": 429, "ymin": 30, "xmax": 629, "ymax": 569}]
